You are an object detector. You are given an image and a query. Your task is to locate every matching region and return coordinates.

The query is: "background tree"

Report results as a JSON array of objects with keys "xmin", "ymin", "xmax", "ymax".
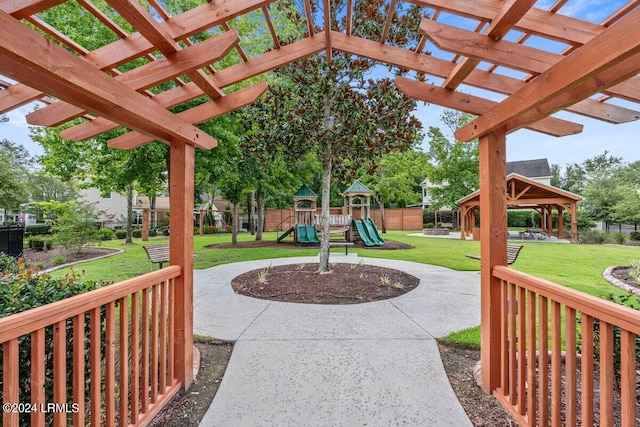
[
  {"xmin": 0, "ymin": 139, "xmax": 32, "ymax": 220},
  {"xmin": 424, "ymin": 110, "xmax": 478, "ymax": 210}
]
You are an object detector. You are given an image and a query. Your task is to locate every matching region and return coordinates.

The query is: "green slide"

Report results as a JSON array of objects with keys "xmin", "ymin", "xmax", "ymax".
[
  {"xmin": 365, "ymin": 218, "xmax": 385, "ymax": 245},
  {"xmin": 297, "ymin": 225, "xmax": 310, "ymax": 243},
  {"xmin": 353, "ymin": 219, "xmax": 377, "ymax": 246},
  {"xmin": 306, "ymin": 225, "xmax": 320, "ymax": 243}
]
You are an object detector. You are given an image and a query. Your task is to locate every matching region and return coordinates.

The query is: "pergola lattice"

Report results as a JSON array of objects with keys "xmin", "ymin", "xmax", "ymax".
[{"xmin": 1, "ymin": 1, "xmax": 640, "ymax": 426}]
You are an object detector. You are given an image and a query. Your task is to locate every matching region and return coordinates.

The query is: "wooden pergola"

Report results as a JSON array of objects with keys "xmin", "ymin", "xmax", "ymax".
[
  {"xmin": 2, "ymin": 1, "xmax": 640, "ymax": 426},
  {"xmin": 458, "ymin": 173, "xmax": 583, "ymax": 243}
]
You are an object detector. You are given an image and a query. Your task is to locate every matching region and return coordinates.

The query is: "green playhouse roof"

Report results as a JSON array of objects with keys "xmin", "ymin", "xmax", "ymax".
[
  {"xmin": 343, "ymin": 180, "xmax": 371, "ymax": 194},
  {"xmin": 294, "ymin": 185, "xmax": 318, "ymax": 198}
]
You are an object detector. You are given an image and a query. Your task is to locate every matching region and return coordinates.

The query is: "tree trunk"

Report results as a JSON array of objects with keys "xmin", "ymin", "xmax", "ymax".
[
  {"xmin": 379, "ymin": 201, "xmax": 387, "ymax": 233},
  {"xmin": 249, "ymin": 191, "xmax": 255, "ymax": 235},
  {"xmin": 150, "ymin": 194, "xmax": 157, "ymax": 229},
  {"xmin": 125, "ymin": 185, "xmax": 133, "ymax": 244},
  {"xmin": 256, "ymin": 186, "xmax": 264, "ymax": 241},
  {"xmin": 318, "ymin": 155, "xmax": 332, "ymax": 273},
  {"xmin": 232, "ymin": 202, "xmax": 239, "ymax": 245}
]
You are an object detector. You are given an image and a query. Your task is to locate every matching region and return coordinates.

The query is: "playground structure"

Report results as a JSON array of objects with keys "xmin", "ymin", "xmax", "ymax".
[{"xmin": 277, "ymin": 182, "xmax": 384, "ymax": 247}]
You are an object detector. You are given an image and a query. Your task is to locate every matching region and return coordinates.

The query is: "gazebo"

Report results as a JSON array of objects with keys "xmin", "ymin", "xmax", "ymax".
[
  {"xmin": 1, "ymin": 2, "xmax": 640, "ymax": 426},
  {"xmin": 458, "ymin": 173, "xmax": 583, "ymax": 243}
]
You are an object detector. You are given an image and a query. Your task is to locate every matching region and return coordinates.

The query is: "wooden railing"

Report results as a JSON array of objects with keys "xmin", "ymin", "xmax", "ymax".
[
  {"xmin": 493, "ymin": 266, "xmax": 640, "ymax": 426},
  {"xmin": 1, "ymin": 266, "xmax": 182, "ymax": 427}
]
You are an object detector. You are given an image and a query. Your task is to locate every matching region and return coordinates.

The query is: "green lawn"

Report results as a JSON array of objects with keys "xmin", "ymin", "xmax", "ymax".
[{"xmin": 55, "ymin": 230, "xmax": 640, "ymax": 347}]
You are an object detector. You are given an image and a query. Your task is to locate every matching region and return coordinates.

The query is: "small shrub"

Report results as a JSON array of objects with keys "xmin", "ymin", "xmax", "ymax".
[
  {"xmin": 612, "ymin": 231, "xmax": 627, "ymax": 245},
  {"xmin": 149, "ymin": 228, "xmax": 158, "ymax": 237},
  {"xmin": 579, "ymin": 229, "xmax": 608, "ymax": 244},
  {"xmin": 96, "ymin": 227, "xmax": 115, "ymax": 241},
  {"xmin": 132, "ymin": 229, "xmax": 142, "ymax": 238},
  {"xmin": 629, "ymin": 259, "xmax": 640, "ymax": 284},
  {"xmin": 115, "ymin": 229, "xmax": 127, "ymax": 239},
  {"xmin": 424, "ymin": 223, "xmax": 434, "ymax": 229},
  {"xmin": 52, "ymin": 255, "xmax": 66, "ymax": 265},
  {"xmin": 630, "ymin": 231, "xmax": 640, "ymax": 241},
  {"xmin": 162, "ymin": 228, "xmax": 170, "ymax": 236},
  {"xmin": 28, "ymin": 236, "xmax": 54, "ymax": 251}
]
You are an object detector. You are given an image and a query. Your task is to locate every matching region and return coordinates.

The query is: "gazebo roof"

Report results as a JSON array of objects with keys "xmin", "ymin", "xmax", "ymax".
[
  {"xmin": 457, "ymin": 173, "xmax": 582, "ymax": 208},
  {"xmin": 343, "ymin": 180, "xmax": 371, "ymax": 195},
  {"xmin": 293, "ymin": 184, "xmax": 318, "ymax": 199}
]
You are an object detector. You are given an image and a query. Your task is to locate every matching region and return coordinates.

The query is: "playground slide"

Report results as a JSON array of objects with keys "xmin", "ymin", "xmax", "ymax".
[
  {"xmin": 306, "ymin": 225, "xmax": 320, "ymax": 243},
  {"xmin": 297, "ymin": 225, "xmax": 310, "ymax": 243},
  {"xmin": 365, "ymin": 218, "xmax": 385, "ymax": 245},
  {"xmin": 353, "ymin": 219, "xmax": 377, "ymax": 246},
  {"xmin": 277, "ymin": 226, "xmax": 295, "ymax": 243}
]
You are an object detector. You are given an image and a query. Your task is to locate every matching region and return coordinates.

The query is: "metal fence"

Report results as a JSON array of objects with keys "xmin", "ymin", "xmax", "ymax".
[{"xmin": 0, "ymin": 225, "xmax": 24, "ymax": 258}]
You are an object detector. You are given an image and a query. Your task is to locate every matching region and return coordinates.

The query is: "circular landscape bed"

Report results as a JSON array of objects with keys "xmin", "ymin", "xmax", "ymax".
[{"xmin": 232, "ymin": 262, "xmax": 420, "ymax": 304}]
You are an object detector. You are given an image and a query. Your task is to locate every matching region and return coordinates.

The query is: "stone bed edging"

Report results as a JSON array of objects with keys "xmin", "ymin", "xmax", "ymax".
[{"xmin": 602, "ymin": 266, "xmax": 640, "ymax": 297}]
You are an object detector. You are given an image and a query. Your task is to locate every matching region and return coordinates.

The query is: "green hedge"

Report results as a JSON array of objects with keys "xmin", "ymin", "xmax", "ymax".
[{"xmin": 25, "ymin": 224, "xmax": 52, "ymax": 236}]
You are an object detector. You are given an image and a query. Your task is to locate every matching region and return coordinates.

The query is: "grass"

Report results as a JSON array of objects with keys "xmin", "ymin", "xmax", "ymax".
[{"xmin": 54, "ymin": 230, "xmax": 640, "ymax": 346}]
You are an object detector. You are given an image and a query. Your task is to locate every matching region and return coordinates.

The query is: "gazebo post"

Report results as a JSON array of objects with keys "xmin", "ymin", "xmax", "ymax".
[
  {"xmin": 571, "ymin": 202, "xmax": 578, "ymax": 243},
  {"xmin": 142, "ymin": 208, "xmax": 150, "ymax": 241},
  {"xmin": 169, "ymin": 139, "xmax": 195, "ymax": 390},
  {"xmin": 479, "ymin": 127, "xmax": 507, "ymax": 394},
  {"xmin": 558, "ymin": 206, "xmax": 564, "ymax": 238}
]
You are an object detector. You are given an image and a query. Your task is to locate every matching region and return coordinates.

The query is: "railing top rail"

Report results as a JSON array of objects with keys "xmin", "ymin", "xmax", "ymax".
[
  {"xmin": 0, "ymin": 265, "xmax": 181, "ymax": 343},
  {"xmin": 494, "ymin": 265, "xmax": 640, "ymax": 335}
]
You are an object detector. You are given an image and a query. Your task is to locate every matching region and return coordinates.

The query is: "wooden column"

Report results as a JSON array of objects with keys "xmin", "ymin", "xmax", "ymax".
[
  {"xmin": 546, "ymin": 206, "xmax": 553, "ymax": 234},
  {"xmin": 558, "ymin": 207, "xmax": 564, "ymax": 239},
  {"xmin": 479, "ymin": 127, "xmax": 507, "ymax": 394},
  {"xmin": 169, "ymin": 140, "xmax": 195, "ymax": 390},
  {"xmin": 459, "ymin": 207, "xmax": 466, "ymax": 240},
  {"xmin": 571, "ymin": 202, "xmax": 578, "ymax": 243}
]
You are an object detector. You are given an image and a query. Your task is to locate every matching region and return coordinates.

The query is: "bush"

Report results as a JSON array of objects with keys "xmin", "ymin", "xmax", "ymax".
[
  {"xmin": 424, "ymin": 223, "xmax": 434, "ymax": 228},
  {"xmin": 630, "ymin": 231, "xmax": 640, "ymax": 241},
  {"xmin": 27, "ymin": 236, "xmax": 54, "ymax": 251},
  {"xmin": 115, "ymin": 229, "xmax": 127, "ymax": 239},
  {"xmin": 96, "ymin": 227, "xmax": 115, "ymax": 241},
  {"xmin": 52, "ymin": 255, "xmax": 66, "ymax": 265},
  {"xmin": 132, "ymin": 229, "xmax": 142, "ymax": 238},
  {"xmin": 612, "ymin": 231, "xmax": 627, "ymax": 245},
  {"xmin": 507, "ymin": 211, "xmax": 531, "ymax": 227},
  {"xmin": 579, "ymin": 229, "xmax": 609, "ymax": 244},
  {"xmin": 149, "ymin": 228, "xmax": 158, "ymax": 237},
  {"xmin": 0, "ymin": 262, "xmax": 107, "ymax": 425}
]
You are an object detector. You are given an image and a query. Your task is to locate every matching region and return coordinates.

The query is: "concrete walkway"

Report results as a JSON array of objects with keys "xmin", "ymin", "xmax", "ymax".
[{"xmin": 194, "ymin": 255, "xmax": 481, "ymax": 426}]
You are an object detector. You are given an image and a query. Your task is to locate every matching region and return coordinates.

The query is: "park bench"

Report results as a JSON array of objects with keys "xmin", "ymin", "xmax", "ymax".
[
  {"xmin": 143, "ymin": 244, "xmax": 169, "ymax": 269},
  {"xmin": 465, "ymin": 244, "xmax": 523, "ymax": 266},
  {"xmin": 328, "ymin": 242, "xmax": 355, "ymax": 255}
]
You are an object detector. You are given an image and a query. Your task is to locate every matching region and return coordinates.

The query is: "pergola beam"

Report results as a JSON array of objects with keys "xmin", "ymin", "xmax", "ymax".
[
  {"xmin": 26, "ymin": 30, "xmax": 239, "ymax": 127},
  {"xmin": 443, "ymin": 0, "xmax": 536, "ymax": 89},
  {"xmin": 0, "ymin": 10, "xmax": 216, "ymax": 149},
  {"xmin": 107, "ymin": 82, "xmax": 268, "ymax": 149},
  {"xmin": 395, "ymin": 77, "xmax": 583, "ymax": 137}
]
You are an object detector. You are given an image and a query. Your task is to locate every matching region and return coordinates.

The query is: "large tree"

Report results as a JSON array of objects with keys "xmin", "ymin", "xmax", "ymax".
[
  {"xmin": 0, "ymin": 139, "xmax": 32, "ymax": 218},
  {"xmin": 424, "ymin": 110, "xmax": 478, "ymax": 210}
]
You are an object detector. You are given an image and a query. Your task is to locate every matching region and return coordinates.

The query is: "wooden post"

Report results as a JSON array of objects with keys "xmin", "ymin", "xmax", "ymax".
[
  {"xmin": 558, "ymin": 207, "xmax": 564, "ymax": 239},
  {"xmin": 546, "ymin": 206, "xmax": 553, "ymax": 234},
  {"xmin": 169, "ymin": 140, "xmax": 194, "ymax": 390},
  {"xmin": 142, "ymin": 209, "xmax": 150, "ymax": 241},
  {"xmin": 571, "ymin": 202, "xmax": 578, "ymax": 243},
  {"xmin": 479, "ymin": 127, "xmax": 507, "ymax": 394},
  {"xmin": 459, "ymin": 207, "xmax": 466, "ymax": 240},
  {"xmin": 199, "ymin": 209, "xmax": 204, "ymax": 236}
]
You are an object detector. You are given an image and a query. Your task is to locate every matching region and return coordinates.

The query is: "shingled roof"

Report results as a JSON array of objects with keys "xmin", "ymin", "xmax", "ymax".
[{"xmin": 506, "ymin": 158, "xmax": 551, "ymax": 180}]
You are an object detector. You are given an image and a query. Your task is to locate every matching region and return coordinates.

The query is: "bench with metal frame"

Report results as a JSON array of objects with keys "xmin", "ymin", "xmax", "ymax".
[
  {"xmin": 465, "ymin": 244, "xmax": 523, "ymax": 266},
  {"xmin": 143, "ymin": 244, "xmax": 169, "ymax": 269}
]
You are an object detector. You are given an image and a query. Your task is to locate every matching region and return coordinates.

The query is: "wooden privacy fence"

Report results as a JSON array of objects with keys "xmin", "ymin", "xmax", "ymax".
[
  {"xmin": 492, "ymin": 266, "xmax": 640, "ymax": 426},
  {"xmin": 1, "ymin": 266, "xmax": 181, "ymax": 427}
]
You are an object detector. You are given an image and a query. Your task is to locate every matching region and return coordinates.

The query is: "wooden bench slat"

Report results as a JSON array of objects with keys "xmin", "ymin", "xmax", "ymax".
[
  {"xmin": 465, "ymin": 244, "xmax": 523, "ymax": 265},
  {"xmin": 143, "ymin": 244, "xmax": 169, "ymax": 269}
]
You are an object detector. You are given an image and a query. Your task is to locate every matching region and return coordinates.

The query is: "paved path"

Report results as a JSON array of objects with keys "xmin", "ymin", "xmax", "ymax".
[{"xmin": 194, "ymin": 255, "xmax": 480, "ymax": 426}]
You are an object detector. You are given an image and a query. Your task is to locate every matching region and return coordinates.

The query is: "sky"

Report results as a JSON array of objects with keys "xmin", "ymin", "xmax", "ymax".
[{"xmin": 1, "ymin": 0, "xmax": 639, "ymax": 169}]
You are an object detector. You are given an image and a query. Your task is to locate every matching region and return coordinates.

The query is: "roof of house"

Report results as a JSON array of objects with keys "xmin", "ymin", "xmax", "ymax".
[{"xmin": 506, "ymin": 158, "xmax": 551, "ymax": 179}]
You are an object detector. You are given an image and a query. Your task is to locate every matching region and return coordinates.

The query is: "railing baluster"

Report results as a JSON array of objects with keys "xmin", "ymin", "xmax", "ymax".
[
  {"xmin": 3, "ymin": 339, "xmax": 19, "ymax": 427},
  {"xmin": 169, "ymin": 277, "xmax": 175, "ymax": 381},
  {"xmin": 509, "ymin": 282, "xmax": 517, "ymax": 405},
  {"xmin": 73, "ymin": 314, "xmax": 85, "ymax": 427},
  {"xmin": 119, "ymin": 296, "xmax": 129, "ymax": 426},
  {"xmin": 564, "ymin": 307, "xmax": 577, "ymax": 426},
  {"xmin": 90, "ymin": 307, "xmax": 101, "ymax": 427},
  {"xmin": 518, "ymin": 285, "xmax": 526, "ymax": 415},
  {"xmin": 151, "ymin": 284, "xmax": 159, "ymax": 403},
  {"xmin": 526, "ymin": 290, "xmax": 537, "ymax": 423},
  {"xmin": 105, "ymin": 301, "xmax": 116, "ymax": 427},
  {"xmin": 141, "ymin": 287, "xmax": 150, "ymax": 413},
  {"xmin": 620, "ymin": 330, "xmax": 637, "ymax": 427},
  {"xmin": 539, "ymin": 295, "xmax": 549, "ymax": 427},
  {"xmin": 600, "ymin": 321, "xmax": 614, "ymax": 427},
  {"xmin": 53, "ymin": 320, "xmax": 66, "ymax": 427},
  {"xmin": 160, "ymin": 280, "xmax": 168, "ymax": 391},
  {"xmin": 131, "ymin": 291, "xmax": 140, "ymax": 423},
  {"xmin": 31, "ymin": 329, "xmax": 46, "ymax": 427},
  {"xmin": 551, "ymin": 301, "xmax": 561, "ymax": 427},
  {"xmin": 580, "ymin": 314, "xmax": 594, "ymax": 427}
]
